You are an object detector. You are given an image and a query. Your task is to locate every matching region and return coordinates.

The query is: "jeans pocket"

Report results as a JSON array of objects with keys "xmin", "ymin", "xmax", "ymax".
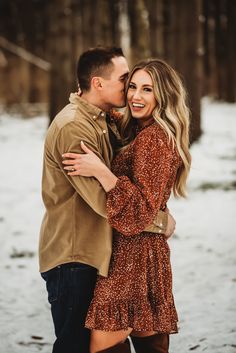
[{"xmin": 41, "ymin": 268, "xmax": 60, "ymax": 304}]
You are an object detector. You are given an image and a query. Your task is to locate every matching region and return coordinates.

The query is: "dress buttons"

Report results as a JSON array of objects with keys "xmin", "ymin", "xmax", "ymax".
[
  {"xmin": 101, "ymin": 112, "xmax": 105, "ymax": 117},
  {"xmin": 102, "ymin": 130, "xmax": 106, "ymax": 134},
  {"xmin": 93, "ymin": 115, "xmax": 96, "ymax": 120}
]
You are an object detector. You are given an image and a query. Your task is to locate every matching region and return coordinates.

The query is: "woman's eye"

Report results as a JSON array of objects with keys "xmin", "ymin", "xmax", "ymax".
[
  {"xmin": 128, "ymin": 83, "xmax": 136, "ymax": 89},
  {"xmin": 144, "ymin": 87, "xmax": 152, "ymax": 92}
]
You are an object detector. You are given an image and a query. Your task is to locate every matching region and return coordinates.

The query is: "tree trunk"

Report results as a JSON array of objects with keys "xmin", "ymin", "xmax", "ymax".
[
  {"xmin": 47, "ymin": 0, "xmax": 74, "ymax": 123},
  {"xmin": 145, "ymin": 0, "xmax": 164, "ymax": 58},
  {"xmin": 164, "ymin": 0, "xmax": 202, "ymax": 143},
  {"xmin": 214, "ymin": 0, "xmax": 228, "ymax": 101},
  {"xmin": 202, "ymin": 0, "xmax": 210, "ymax": 97},
  {"xmin": 225, "ymin": 0, "xmax": 236, "ymax": 102},
  {"xmin": 109, "ymin": 0, "xmax": 121, "ymax": 46},
  {"xmin": 162, "ymin": 0, "xmax": 176, "ymax": 65},
  {"xmin": 127, "ymin": 0, "xmax": 151, "ymax": 66},
  {"xmin": 95, "ymin": 0, "xmax": 118, "ymax": 45}
]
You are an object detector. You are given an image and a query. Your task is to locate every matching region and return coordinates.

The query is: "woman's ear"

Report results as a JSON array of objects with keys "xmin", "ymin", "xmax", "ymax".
[{"xmin": 91, "ymin": 77, "xmax": 102, "ymax": 90}]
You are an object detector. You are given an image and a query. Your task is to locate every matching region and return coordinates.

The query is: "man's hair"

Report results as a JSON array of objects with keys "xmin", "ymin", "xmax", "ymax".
[{"xmin": 77, "ymin": 46, "xmax": 124, "ymax": 92}]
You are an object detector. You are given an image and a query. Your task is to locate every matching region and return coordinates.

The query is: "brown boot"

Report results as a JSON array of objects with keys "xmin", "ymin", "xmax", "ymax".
[
  {"xmin": 131, "ymin": 333, "xmax": 169, "ymax": 353},
  {"xmin": 97, "ymin": 339, "xmax": 131, "ymax": 352}
]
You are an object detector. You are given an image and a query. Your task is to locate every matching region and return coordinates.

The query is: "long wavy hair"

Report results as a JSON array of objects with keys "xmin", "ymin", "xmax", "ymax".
[{"xmin": 119, "ymin": 59, "xmax": 191, "ymax": 198}]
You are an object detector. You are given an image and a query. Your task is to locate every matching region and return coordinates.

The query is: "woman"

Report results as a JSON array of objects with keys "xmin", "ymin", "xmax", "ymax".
[{"xmin": 62, "ymin": 59, "xmax": 191, "ymax": 353}]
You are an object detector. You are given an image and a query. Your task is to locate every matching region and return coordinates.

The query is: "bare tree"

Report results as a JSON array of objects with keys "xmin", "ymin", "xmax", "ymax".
[
  {"xmin": 47, "ymin": 0, "xmax": 75, "ymax": 122},
  {"xmin": 163, "ymin": 0, "xmax": 203, "ymax": 142},
  {"xmin": 144, "ymin": 0, "xmax": 164, "ymax": 57},
  {"xmin": 127, "ymin": 0, "xmax": 151, "ymax": 65},
  {"xmin": 224, "ymin": 0, "xmax": 236, "ymax": 102}
]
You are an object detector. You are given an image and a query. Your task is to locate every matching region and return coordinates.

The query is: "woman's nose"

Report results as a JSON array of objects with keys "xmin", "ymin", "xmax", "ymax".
[{"xmin": 133, "ymin": 89, "xmax": 141, "ymax": 100}]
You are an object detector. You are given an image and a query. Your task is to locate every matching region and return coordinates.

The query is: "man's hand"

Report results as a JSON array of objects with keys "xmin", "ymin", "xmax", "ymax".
[{"xmin": 164, "ymin": 208, "xmax": 176, "ymax": 239}]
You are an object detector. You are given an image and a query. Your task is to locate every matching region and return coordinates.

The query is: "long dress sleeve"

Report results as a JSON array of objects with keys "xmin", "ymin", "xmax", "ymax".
[{"xmin": 106, "ymin": 125, "xmax": 176, "ymax": 236}]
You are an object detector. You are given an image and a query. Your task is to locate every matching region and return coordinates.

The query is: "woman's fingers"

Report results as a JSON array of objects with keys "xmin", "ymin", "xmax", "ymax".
[
  {"xmin": 62, "ymin": 141, "xmax": 94, "ymax": 163},
  {"xmin": 62, "ymin": 152, "xmax": 80, "ymax": 158},
  {"xmin": 81, "ymin": 141, "xmax": 93, "ymax": 154},
  {"xmin": 62, "ymin": 158, "xmax": 79, "ymax": 165},
  {"xmin": 63, "ymin": 164, "xmax": 81, "ymax": 175},
  {"xmin": 67, "ymin": 169, "xmax": 81, "ymax": 176},
  {"xmin": 62, "ymin": 152, "xmax": 81, "ymax": 159},
  {"xmin": 64, "ymin": 165, "xmax": 78, "ymax": 171}
]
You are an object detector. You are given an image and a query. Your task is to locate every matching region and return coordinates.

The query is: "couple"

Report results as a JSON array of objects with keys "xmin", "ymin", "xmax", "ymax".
[{"xmin": 39, "ymin": 47, "xmax": 191, "ymax": 353}]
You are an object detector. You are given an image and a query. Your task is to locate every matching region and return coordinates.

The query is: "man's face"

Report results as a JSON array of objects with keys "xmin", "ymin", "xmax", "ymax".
[{"xmin": 100, "ymin": 56, "xmax": 129, "ymax": 110}]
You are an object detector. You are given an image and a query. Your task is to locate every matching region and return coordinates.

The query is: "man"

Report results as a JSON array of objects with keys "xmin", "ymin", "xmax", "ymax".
[{"xmin": 39, "ymin": 47, "xmax": 176, "ymax": 353}]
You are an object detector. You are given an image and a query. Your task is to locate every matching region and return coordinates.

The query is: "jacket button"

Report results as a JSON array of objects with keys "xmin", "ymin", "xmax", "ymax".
[
  {"xmin": 93, "ymin": 115, "xmax": 96, "ymax": 120},
  {"xmin": 101, "ymin": 112, "xmax": 105, "ymax": 117},
  {"xmin": 102, "ymin": 129, "xmax": 106, "ymax": 134}
]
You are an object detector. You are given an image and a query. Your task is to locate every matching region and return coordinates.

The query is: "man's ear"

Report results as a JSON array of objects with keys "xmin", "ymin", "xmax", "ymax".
[{"xmin": 91, "ymin": 77, "xmax": 102, "ymax": 90}]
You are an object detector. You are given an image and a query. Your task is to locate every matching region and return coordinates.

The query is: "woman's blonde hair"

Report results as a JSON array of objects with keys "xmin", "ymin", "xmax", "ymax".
[{"xmin": 119, "ymin": 59, "xmax": 191, "ymax": 198}]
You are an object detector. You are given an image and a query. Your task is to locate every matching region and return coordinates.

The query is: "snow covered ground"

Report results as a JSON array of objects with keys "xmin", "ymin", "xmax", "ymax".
[{"xmin": 0, "ymin": 98, "xmax": 235, "ymax": 353}]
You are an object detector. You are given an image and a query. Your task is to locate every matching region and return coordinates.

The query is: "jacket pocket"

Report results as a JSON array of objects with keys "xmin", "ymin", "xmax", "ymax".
[{"xmin": 41, "ymin": 267, "xmax": 60, "ymax": 303}]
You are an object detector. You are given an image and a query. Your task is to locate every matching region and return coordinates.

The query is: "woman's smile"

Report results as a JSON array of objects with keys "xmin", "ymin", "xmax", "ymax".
[{"xmin": 131, "ymin": 102, "xmax": 145, "ymax": 111}]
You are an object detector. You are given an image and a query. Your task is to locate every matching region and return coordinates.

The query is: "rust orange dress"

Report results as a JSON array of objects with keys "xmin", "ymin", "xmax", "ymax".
[{"xmin": 85, "ymin": 121, "xmax": 182, "ymax": 333}]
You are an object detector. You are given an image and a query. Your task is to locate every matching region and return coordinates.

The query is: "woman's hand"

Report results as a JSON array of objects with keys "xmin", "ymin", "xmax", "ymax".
[
  {"xmin": 62, "ymin": 141, "xmax": 104, "ymax": 177},
  {"xmin": 164, "ymin": 208, "xmax": 176, "ymax": 240},
  {"xmin": 62, "ymin": 141, "xmax": 118, "ymax": 192}
]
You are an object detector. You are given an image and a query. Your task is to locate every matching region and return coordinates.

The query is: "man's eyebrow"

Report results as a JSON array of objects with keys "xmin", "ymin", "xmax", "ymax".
[{"xmin": 120, "ymin": 72, "xmax": 129, "ymax": 79}]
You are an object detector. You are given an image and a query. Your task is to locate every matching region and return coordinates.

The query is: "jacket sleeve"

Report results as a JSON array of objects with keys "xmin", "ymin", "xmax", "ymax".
[
  {"xmin": 55, "ymin": 121, "xmax": 108, "ymax": 218},
  {"xmin": 106, "ymin": 128, "xmax": 173, "ymax": 236}
]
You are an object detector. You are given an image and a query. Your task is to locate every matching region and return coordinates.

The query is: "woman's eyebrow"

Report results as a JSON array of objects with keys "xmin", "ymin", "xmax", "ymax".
[{"xmin": 129, "ymin": 81, "xmax": 153, "ymax": 87}]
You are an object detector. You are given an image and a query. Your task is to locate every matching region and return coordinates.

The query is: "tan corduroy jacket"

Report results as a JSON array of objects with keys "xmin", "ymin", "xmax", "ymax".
[{"xmin": 39, "ymin": 93, "xmax": 168, "ymax": 277}]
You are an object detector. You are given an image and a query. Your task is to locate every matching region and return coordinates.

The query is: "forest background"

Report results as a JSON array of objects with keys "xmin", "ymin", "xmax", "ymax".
[
  {"xmin": 0, "ymin": 0, "xmax": 236, "ymax": 141},
  {"xmin": 0, "ymin": 1, "xmax": 236, "ymax": 352}
]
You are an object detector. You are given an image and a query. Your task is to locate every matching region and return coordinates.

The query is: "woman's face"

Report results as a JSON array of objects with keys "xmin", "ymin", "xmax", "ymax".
[{"xmin": 127, "ymin": 69, "xmax": 156, "ymax": 126}]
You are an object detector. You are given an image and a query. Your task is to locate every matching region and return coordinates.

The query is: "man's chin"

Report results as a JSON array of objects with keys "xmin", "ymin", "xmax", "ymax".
[{"xmin": 115, "ymin": 101, "xmax": 126, "ymax": 109}]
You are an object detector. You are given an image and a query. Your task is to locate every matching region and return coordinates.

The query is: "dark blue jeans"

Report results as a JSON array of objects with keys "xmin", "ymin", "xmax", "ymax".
[{"xmin": 41, "ymin": 262, "xmax": 97, "ymax": 353}]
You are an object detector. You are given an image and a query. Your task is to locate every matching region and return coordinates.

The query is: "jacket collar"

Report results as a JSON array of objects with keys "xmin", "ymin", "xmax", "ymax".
[{"xmin": 69, "ymin": 93, "xmax": 106, "ymax": 121}]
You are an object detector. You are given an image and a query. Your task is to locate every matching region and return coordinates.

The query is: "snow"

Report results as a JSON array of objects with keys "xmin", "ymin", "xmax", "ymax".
[{"xmin": 0, "ymin": 98, "xmax": 236, "ymax": 352}]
